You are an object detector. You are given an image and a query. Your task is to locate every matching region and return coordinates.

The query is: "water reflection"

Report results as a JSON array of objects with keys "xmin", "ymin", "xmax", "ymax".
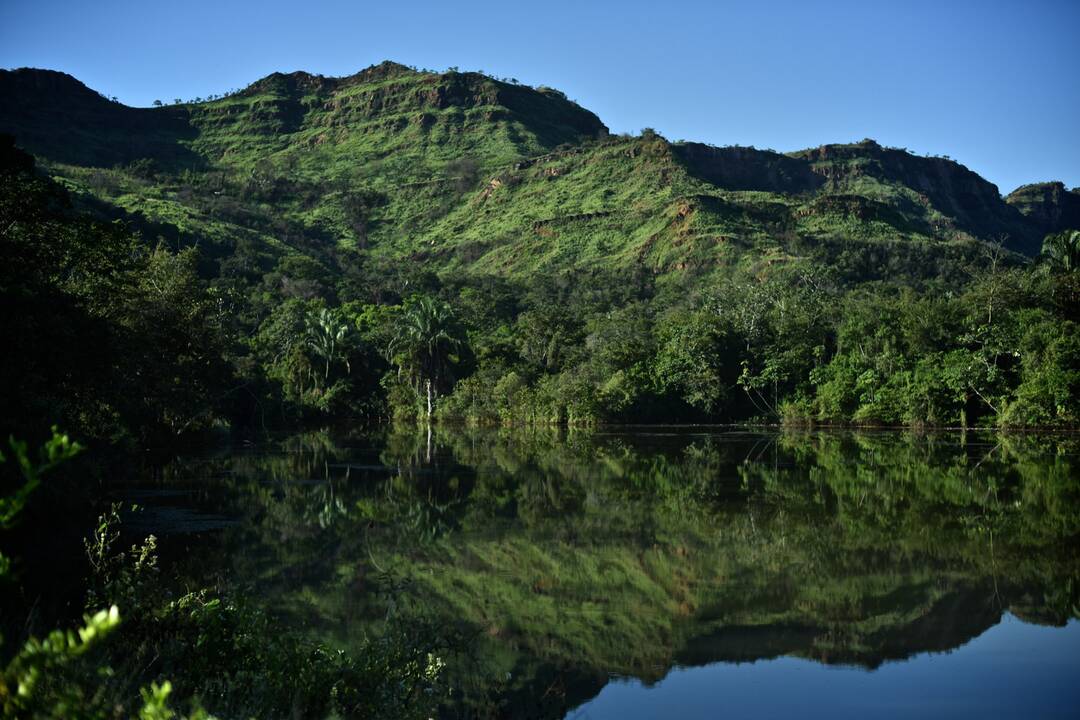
[
  {"xmin": 125, "ymin": 428, "xmax": 1080, "ymax": 718},
  {"xmin": 572, "ymin": 614, "xmax": 1080, "ymax": 720}
]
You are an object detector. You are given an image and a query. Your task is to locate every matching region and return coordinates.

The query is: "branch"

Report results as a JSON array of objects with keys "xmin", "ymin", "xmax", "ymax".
[{"xmin": 968, "ymin": 382, "xmax": 999, "ymax": 415}]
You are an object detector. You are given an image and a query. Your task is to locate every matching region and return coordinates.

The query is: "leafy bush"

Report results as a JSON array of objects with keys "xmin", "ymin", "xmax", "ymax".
[{"xmin": 1, "ymin": 431, "xmax": 450, "ymax": 719}]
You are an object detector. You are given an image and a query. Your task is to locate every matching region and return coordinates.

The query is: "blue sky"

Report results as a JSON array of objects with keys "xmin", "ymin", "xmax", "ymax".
[{"xmin": 2, "ymin": 0, "xmax": 1077, "ymax": 193}]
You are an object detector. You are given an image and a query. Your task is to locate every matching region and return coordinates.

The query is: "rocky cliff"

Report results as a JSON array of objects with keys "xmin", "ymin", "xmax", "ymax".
[{"xmin": 1006, "ymin": 181, "xmax": 1080, "ymax": 240}]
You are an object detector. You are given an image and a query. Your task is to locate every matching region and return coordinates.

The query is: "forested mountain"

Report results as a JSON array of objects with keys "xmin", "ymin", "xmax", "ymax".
[{"xmin": 1, "ymin": 62, "xmax": 1078, "ymax": 440}]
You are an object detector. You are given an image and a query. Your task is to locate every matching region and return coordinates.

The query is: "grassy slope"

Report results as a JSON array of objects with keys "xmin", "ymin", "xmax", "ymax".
[{"xmin": 0, "ymin": 63, "xmax": 1067, "ymax": 288}]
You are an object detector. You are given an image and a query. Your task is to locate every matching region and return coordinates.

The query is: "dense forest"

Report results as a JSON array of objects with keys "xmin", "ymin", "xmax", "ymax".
[
  {"xmin": 0, "ymin": 62, "xmax": 1078, "ymax": 444},
  {"xmin": 1, "ymin": 60, "xmax": 1079, "ymax": 718}
]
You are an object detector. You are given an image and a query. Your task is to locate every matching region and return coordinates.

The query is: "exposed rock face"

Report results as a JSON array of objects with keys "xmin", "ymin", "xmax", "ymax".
[
  {"xmin": 197, "ymin": 63, "xmax": 607, "ymax": 145},
  {"xmin": 240, "ymin": 61, "xmax": 418, "ymax": 98},
  {"xmin": 672, "ymin": 138, "xmax": 1047, "ymax": 254},
  {"xmin": 241, "ymin": 70, "xmax": 339, "ymax": 98},
  {"xmin": 1006, "ymin": 182, "xmax": 1080, "ymax": 238},
  {"xmin": 673, "ymin": 143, "xmax": 824, "ymax": 194},
  {"xmin": 791, "ymin": 139, "xmax": 1040, "ymax": 253}
]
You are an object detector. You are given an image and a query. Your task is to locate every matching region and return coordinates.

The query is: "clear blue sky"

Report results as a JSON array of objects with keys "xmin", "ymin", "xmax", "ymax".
[{"xmin": 2, "ymin": 0, "xmax": 1077, "ymax": 193}]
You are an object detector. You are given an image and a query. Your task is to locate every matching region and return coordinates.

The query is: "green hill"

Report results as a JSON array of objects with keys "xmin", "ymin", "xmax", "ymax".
[
  {"xmin": 1, "ymin": 62, "xmax": 1077, "ymax": 436},
  {"xmin": 0, "ymin": 63, "xmax": 1062, "ymax": 277}
]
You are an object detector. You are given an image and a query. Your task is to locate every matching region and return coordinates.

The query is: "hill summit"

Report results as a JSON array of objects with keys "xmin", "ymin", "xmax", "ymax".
[{"xmin": 0, "ymin": 61, "xmax": 1075, "ymax": 278}]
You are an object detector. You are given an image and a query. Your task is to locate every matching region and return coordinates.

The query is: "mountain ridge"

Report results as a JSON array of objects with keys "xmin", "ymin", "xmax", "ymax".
[
  {"xmin": 0, "ymin": 63, "xmax": 1075, "ymax": 275},
  {"xmin": 1, "ymin": 64, "xmax": 1059, "ymax": 194}
]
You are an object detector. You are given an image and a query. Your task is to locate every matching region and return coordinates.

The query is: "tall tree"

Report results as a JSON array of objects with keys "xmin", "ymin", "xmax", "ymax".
[
  {"xmin": 306, "ymin": 307, "xmax": 351, "ymax": 387},
  {"xmin": 389, "ymin": 296, "xmax": 464, "ymax": 420}
]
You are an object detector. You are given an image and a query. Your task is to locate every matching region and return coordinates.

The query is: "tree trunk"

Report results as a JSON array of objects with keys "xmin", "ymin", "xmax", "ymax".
[{"xmin": 426, "ymin": 379, "xmax": 433, "ymax": 420}]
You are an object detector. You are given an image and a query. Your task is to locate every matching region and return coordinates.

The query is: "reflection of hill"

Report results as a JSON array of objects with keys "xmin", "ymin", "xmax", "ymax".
[
  {"xmin": 679, "ymin": 583, "xmax": 1002, "ymax": 670},
  {"xmin": 144, "ymin": 428, "xmax": 1080, "ymax": 718}
]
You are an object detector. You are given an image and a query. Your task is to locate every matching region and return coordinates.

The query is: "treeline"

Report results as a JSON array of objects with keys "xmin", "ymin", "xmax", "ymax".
[
  {"xmin": 1, "ymin": 137, "xmax": 232, "ymax": 445},
  {"xmin": 2, "ymin": 136, "xmax": 1078, "ymax": 446},
  {"xmin": 159, "ymin": 221, "xmax": 1080, "ymax": 431},
  {"xmin": 426, "ymin": 253, "xmax": 1079, "ymax": 428}
]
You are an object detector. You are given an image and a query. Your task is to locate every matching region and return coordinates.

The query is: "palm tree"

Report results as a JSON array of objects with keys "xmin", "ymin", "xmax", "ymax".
[
  {"xmin": 306, "ymin": 308, "xmax": 351, "ymax": 387},
  {"xmin": 1042, "ymin": 230, "xmax": 1080, "ymax": 273},
  {"xmin": 389, "ymin": 296, "xmax": 463, "ymax": 420}
]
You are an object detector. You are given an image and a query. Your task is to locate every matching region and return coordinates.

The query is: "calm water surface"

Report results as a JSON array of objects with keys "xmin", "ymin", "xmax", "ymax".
[
  {"xmin": 121, "ymin": 428, "xmax": 1080, "ymax": 718},
  {"xmin": 572, "ymin": 614, "xmax": 1080, "ymax": 719}
]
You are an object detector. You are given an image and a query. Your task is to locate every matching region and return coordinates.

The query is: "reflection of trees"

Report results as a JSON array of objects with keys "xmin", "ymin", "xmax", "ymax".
[{"xmin": 150, "ymin": 428, "xmax": 1080, "ymax": 719}]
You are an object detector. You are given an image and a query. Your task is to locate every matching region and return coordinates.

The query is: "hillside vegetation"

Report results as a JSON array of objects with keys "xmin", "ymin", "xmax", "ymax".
[{"xmin": 1, "ymin": 62, "xmax": 1078, "ymax": 438}]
